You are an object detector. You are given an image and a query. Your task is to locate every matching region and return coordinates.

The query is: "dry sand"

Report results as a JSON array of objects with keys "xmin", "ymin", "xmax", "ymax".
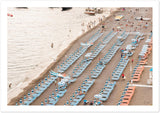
[{"xmin": 8, "ymin": 7, "xmax": 152, "ymax": 106}]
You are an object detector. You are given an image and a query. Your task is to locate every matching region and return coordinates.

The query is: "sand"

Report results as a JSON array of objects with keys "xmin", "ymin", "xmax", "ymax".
[
  {"xmin": 7, "ymin": 7, "xmax": 117, "ymax": 104},
  {"xmin": 8, "ymin": 7, "xmax": 152, "ymax": 105}
]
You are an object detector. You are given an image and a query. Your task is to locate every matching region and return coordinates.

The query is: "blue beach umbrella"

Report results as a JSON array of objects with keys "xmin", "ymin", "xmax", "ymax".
[
  {"xmin": 70, "ymin": 97, "xmax": 72, "ymax": 101},
  {"xmin": 55, "ymin": 88, "xmax": 58, "ymax": 93},
  {"xmin": 75, "ymin": 90, "xmax": 78, "ymax": 95},
  {"xmin": 24, "ymin": 95, "xmax": 27, "ymax": 100},
  {"xmin": 19, "ymin": 98, "xmax": 22, "ymax": 104},
  {"xmin": 45, "ymin": 98, "xmax": 47, "ymax": 103},
  {"xmin": 48, "ymin": 74, "xmax": 50, "ymax": 78},
  {"xmin": 85, "ymin": 79, "xmax": 88, "ymax": 82},
  {"xmin": 83, "ymin": 100, "xmax": 87, "ymax": 102},
  {"xmin": 49, "ymin": 94, "xmax": 51, "ymax": 99},
  {"xmin": 35, "ymin": 85, "xmax": 38, "ymax": 89},
  {"xmin": 72, "ymin": 93, "xmax": 75, "ymax": 98},
  {"xmin": 78, "ymin": 87, "xmax": 81, "ymax": 91},
  {"xmin": 28, "ymin": 92, "xmax": 30, "ymax": 96},
  {"xmin": 57, "ymin": 95, "xmax": 60, "ymax": 98},
  {"xmin": 31, "ymin": 88, "xmax": 34, "ymax": 93},
  {"xmin": 66, "ymin": 100, "xmax": 69, "ymax": 105},
  {"xmin": 41, "ymin": 80, "xmax": 44, "ymax": 84},
  {"xmin": 108, "ymin": 77, "xmax": 110, "ymax": 81},
  {"xmin": 45, "ymin": 77, "xmax": 47, "ymax": 81},
  {"xmin": 150, "ymin": 68, "xmax": 153, "ymax": 72},
  {"xmin": 52, "ymin": 92, "xmax": 54, "ymax": 97},
  {"xmin": 38, "ymin": 82, "xmax": 41, "ymax": 86},
  {"xmin": 41, "ymin": 101, "xmax": 44, "ymax": 106}
]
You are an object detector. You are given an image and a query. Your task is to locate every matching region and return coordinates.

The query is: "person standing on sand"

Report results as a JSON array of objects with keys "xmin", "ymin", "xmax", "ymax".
[
  {"xmin": 121, "ymin": 73, "xmax": 125, "ymax": 79},
  {"xmin": 9, "ymin": 83, "xmax": 12, "ymax": 88}
]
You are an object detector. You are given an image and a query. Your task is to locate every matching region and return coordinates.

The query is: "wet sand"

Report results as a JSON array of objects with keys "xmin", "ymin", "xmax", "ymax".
[{"xmin": 8, "ymin": 7, "xmax": 152, "ymax": 105}]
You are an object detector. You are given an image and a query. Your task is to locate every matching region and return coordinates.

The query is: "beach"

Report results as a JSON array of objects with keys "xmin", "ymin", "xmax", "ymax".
[
  {"xmin": 7, "ymin": 7, "xmax": 117, "ymax": 104},
  {"xmin": 8, "ymin": 7, "xmax": 152, "ymax": 105}
]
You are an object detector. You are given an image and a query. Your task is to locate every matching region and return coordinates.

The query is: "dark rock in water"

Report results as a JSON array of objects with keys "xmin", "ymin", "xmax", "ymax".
[
  {"xmin": 62, "ymin": 7, "xmax": 72, "ymax": 11},
  {"xmin": 16, "ymin": 7, "xmax": 28, "ymax": 9}
]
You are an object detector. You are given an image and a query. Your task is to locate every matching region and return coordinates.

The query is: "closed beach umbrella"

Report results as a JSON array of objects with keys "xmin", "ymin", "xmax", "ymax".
[
  {"xmin": 78, "ymin": 87, "xmax": 80, "ymax": 91},
  {"xmin": 72, "ymin": 93, "xmax": 75, "ymax": 98},
  {"xmin": 55, "ymin": 88, "xmax": 58, "ymax": 92},
  {"xmin": 35, "ymin": 85, "xmax": 38, "ymax": 89},
  {"xmin": 41, "ymin": 80, "xmax": 44, "ymax": 83},
  {"xmin": 75, "ymin": 90, "xmax": 78, "ymax": 94},
  {"xmin": 49, "ymin": 94, "xmax": 51, "ymax": 99},
  {"xmin": 48, "ymin": 74, "xmax": 50, "ymax": 78},
  {"xmin": 28, "ymin": 92, "xmax": 30, "ymax": 96},
  {"xmin": 66, "ymin": 100, "xmax": 69, "ymax": 105},
  {"xmin": 31, "ymin": 88, "xmax": 34, "ymax": 93},
  {"xmin": 45, "ymin": 98, "xmax": 47, "ymax": 103},
  {"xmin": 24, "ymin": 95, "xmax": 26, "ymax": 100},
  {"xmin": 45, "ymin": 77, "xmax": 47, "ymax": 81},
  {"xmin": 108, "ymin": 77, "xmax": 110, "ymax": 81},
  {"xmin": 70, "ymin": 97, "xmax": 72, "ymax": 101},
  {"xmin": 41, "ymin": 101, "xmax": 44, "ymax": 106},
  {"xmin": 52, "ymin": 92, "xmax": 54, "ymax": 97},
  {"xmin": 38, "ymin": 82, "xmax": 41, "ymax": 86},
  {"xmin": 85, "ymin": 79, "xmax": 88, "ymax": 82},
  {"xmin": 19, "ymin": 98, "xmax": 22, "ymax": 104}
]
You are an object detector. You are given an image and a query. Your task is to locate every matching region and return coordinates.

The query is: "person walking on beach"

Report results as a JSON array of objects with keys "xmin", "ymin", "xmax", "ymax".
[
  {"xmin": 121, "ymin": 73, "xmax": 125, "ymax": 80},
  {"xmin": 132, "ymin": 59, "xmax": 134, "ymax": 63}
]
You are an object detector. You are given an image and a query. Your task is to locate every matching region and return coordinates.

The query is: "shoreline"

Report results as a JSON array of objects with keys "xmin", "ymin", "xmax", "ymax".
[{"xmin": 8, "ymin": 8, "xmax": 121, "ymax": 105}]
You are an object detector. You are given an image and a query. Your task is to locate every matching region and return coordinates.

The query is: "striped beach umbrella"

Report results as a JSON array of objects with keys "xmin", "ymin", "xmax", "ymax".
[
  {"xmin": 19, "ymin": 98, "xmax": 22, "ymax": 104},
  {"xmin": 41, "ymin": 101, "xmax": 44, "ymax": 106},
  {"xmin": 45, "ymin": 98, "xmax": 47, "ymax": 103}
]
